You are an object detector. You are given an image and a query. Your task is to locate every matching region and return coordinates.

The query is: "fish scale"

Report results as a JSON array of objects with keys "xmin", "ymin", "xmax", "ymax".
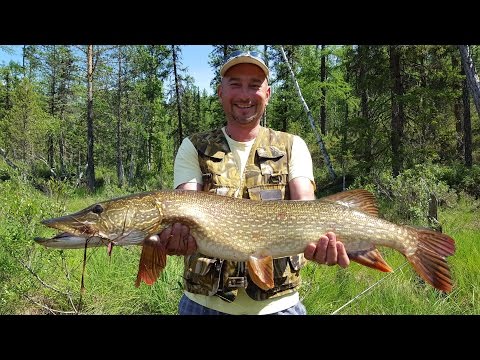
[
  {"xmin": 35, "ymin": 189, "xmax": 456, "ymax": 292},
  {"xmin": 161, "ymin": 195, "xmax": 409, "ymax": 260}
]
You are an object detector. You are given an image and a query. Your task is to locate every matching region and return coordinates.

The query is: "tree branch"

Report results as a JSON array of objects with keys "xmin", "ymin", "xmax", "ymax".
[
  {"xmin": 0, "ymin": 147, "xmax": 21, "ymax": 172},
  {"xmin": 22, "ymin": 294, "xmax": 77, "ymax": 315},
  {"xmin": 12, "ymin": 251, "xmax": 69, "ymax": 296}
]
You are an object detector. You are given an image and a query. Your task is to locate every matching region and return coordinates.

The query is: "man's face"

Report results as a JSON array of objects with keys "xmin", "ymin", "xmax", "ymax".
[{"xmin": 218, "ymin": 63, "xmax": 271, "ymax": 127}]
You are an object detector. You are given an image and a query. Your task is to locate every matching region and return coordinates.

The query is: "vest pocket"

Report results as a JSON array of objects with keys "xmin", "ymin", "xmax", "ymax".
[
  {"xmin": 257, "ymin": 146, "xmax": 287, "ymax": 175},
  {"xmin": 183, "ymin": 254, "xmax": 223, "ymax": 296},
  {"xmin": 247, "ymin": 187, "xmax": 283, "ymax": 201}
]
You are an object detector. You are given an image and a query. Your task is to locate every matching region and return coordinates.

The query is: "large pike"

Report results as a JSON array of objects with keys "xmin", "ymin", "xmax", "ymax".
[{"xmin": 35, "ymin": 189, "xmax": 455, "ymax": 292}]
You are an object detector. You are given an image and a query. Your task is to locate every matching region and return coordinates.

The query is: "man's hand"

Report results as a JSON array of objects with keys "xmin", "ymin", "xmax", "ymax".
[
  {"xmin": 304, "ymin": 232, "xmax": 350, "ymax": 268},
  {"xmin": 156, "ymin": 223, "xmax": 197, "ymax": 256}
]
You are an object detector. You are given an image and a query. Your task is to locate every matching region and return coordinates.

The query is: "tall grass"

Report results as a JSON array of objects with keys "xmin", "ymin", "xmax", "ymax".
[
  {"xmin": 300, "ymin": 196, "xmax": 479, "ymax": 315},
  {"xmin": 68, "ymin": 248, "xmax": 184, "ymax": 314},
  {"xmin": 1, "ymin": 175, "xmax": 478, "ymax": 315},
  {"xmin": 0, "ymin": 176, "xmax": 186, "ymax": 314}
]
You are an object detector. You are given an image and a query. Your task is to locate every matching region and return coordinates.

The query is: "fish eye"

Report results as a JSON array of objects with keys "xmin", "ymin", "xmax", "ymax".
[{"xmin": 92, "ymin": 204, "xmax": 104, "ymax": 214}]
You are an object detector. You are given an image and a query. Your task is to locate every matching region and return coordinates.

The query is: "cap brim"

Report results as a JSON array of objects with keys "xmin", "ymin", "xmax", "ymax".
[{"xmin": 220, "ymin": 56, "xmax": 269, "ymax": 78}]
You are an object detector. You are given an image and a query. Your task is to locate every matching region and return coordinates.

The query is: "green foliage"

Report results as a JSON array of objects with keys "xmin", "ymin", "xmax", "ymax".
[
  {"xmin": 350, "ymin": 164, "xmax": 456, "ymax": 226},
  {"xmin": 434, "ymin": 164, "xmax": 480, "ymax": 198},
  {"xmin": 1, "ymin": 78, "xmax": 57, "ymax": 161},
  {"xmin": 0, "ymin": 175, "xmax": 66, "ymax": 313},
  {"xmin": 1, "ymin": 45, "xmax": 478, "ymax": 194},
  {"xmin": 1, "ymin": 44, "xmax": 480, "ymax": 314}
]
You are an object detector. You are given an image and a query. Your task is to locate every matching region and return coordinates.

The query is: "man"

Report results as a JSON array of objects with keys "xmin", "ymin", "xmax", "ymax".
[{"xmin": 160, "ymin": 50, "xmax": 349, "ymax": 314}]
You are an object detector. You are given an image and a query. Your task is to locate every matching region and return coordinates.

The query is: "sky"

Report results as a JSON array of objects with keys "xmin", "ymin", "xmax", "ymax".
[
  {"xmin": 181, "ymin": 45, "xmax": 215, "ymax": 94},
  {"xmin": 0, "ymin": 45, "xmax": 216, "ymax": 95}
]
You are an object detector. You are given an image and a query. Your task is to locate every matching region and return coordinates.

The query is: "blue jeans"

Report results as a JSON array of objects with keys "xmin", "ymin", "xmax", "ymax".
[{"xmin": 178, "ymin": 294, "xmax": 307, "ymax": 315}]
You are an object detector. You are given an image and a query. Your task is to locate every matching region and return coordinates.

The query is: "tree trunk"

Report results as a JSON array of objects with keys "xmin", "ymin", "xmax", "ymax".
[
  {"xmin": 458, "ymin": 45, "xmax": 480, "ymax": 118},
  {"xmin": 319, "ymin": 45, "xmax": 327, "ymax": 135},
  {"xmin": 452, "ymin": 53, "xmax": 465, "ymax": 160},
  {"xmin": 0, "ymin": 148, "xmax": 21, "ymax": 172},
  {"xmin": 128, "ymin": 147, "xmax": 135, "ymax": 187},
  {"xmin": 3, "ymin": 71, "xmax": 11, "ymax": 109},
  {"xmin": 86, "ymin": 45, "xmax": 95, "ymax": 192},
  {"xmin": 358, "ymin": 45, "xmax": 372, "ymax": 165},
  {"xmin": 261, "ymin": 44, "xmax": 268, "ymax": 127},
  {"xmin": 463, "ymin": 75, "xmax": 473, "ymax": 167},
  {"xmin": 389, "ymin": 45, "xmax": 405, "ymax": 177},
  {"xmin": 172, "ymin": 45, "xmax": 183, "ymax": 152},
  {"xmin": 279, "ymin": 45, "xmax": 337, "ymax": 181},
  {"xmin": 47, "ymin": 137, "xmax": 54, "ymax": 170},
  {"xmin": 116, "ymin": 46, "xmax": 125, "ymax": 188},
  {"xmin": 342, "ymin": 71, "xmax": 349, "ymax": 191},
  {"xmin": 48, "ymin": 45, "xmax": 56, "ymax": 170},
  {"xmin": 59, "ymin": 130, "xmax": 65, "ymax": 177}
]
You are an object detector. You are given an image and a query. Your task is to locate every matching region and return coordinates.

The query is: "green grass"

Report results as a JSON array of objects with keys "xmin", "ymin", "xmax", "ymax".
[
  {"xmin": 1, "ymin": 176, "xmax": 478, "ymax": 315},
  {"xmin": 69, "ymin": 248, "xmax": 185, "ymax": 314},
  {"xmin": 300, "ymin": 196, "xmax": 480, "ymax": 315}
]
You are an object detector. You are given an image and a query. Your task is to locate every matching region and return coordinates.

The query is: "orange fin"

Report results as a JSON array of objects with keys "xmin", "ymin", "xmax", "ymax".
[
  {"xmin": 135, "ymin": 236, "xmax": 167, "ymax": 287},
  {"xmin": 320, "ymin": 189, "xmax": 379, "ymax": 217},
  {"xmin": 348, "ymin": 247, "xmax": 393, "ymax": 272},
  {"xmin": 247, "ymin": 250, "xmax": 274, "ymax": 290},
  {"xmin": 406, "ymin": 229, "xmax": 455, "ymax": 292}
]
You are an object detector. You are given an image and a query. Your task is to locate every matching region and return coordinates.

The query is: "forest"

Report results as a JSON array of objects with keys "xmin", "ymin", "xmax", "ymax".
[{"xmin": 0, "ymin": 45, "xmax": 478, "ymax": 315}]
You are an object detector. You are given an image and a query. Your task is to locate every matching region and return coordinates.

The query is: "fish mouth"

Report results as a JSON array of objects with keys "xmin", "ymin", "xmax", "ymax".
[
  {"xmin": 41, "ymin": 215, "xmax": 97, "ymax": 237},
  {"xmin": 39, "ymin": 215, "xmax": 105, "ymax": 249},
  {"xmin": 34, "ymin": 232, "xmax": 109, "ymax": 249}
]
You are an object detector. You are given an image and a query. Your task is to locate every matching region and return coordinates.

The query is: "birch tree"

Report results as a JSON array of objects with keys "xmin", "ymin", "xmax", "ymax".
[
  {"xmin": 279, "ymin": 45, "xmax": 337, "ymax": 180},
  {"xmin": 458, "ymin": 45, "xmax": 480, "ymax": 118}
]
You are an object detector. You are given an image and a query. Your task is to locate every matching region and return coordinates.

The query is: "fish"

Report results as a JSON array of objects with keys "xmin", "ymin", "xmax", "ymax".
[{"xmin": 35, "ymin": 189, "xmax": 456, "ymax": 292}]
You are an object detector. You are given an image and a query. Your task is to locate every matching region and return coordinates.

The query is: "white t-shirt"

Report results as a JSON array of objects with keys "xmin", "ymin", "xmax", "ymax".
[{"xmin": 174, "ymin": 127, "xmax": 315, "ymax": 314}]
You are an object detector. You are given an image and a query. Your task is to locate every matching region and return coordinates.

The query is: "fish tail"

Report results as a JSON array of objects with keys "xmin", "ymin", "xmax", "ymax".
[
  {"xmin": 135, "ymin": 236, "xmax": 167, "ymax": 287},
  {"xmin": 406, "ymin": 228, "xmax": 455, "ymax": 292}
]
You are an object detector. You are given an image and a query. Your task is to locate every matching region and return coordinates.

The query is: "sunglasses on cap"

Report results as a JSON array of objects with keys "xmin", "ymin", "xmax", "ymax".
[
  {"xmin": 221, "ymin": 50, "xmax": 269, "ymax": 77},
  {"xmin": 225, "ymin": 50, "xmax": 264, "ymax": 62}
]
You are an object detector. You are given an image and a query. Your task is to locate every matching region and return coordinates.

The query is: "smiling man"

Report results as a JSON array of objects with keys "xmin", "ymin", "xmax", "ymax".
[{"xmin": 156, "ymin": 50, "xmax": 350, "ymax": 315}]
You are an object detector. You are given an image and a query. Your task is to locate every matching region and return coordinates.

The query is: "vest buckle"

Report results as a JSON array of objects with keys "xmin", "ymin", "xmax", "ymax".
[
  {"xmin": 270, "ymin": 174, "xmax": 282, "ymax": 184},
  {"xmin": 226, "ymin": 276, "xmax": 248, "ymax": 288}
]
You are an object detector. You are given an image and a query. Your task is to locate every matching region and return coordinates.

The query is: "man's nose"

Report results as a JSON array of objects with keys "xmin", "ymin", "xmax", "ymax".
[{"xmin": 238, "ymin": 85, "xmax": 251, "ymax": 98}]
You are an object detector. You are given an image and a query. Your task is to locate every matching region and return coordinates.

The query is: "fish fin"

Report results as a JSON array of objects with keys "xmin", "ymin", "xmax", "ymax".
[
  {"xmin": 348, "ymin": 247, "xmax": 393, "ymax": 272},
  {"xmin": 408, "ymin": 227, "xmax": 456, "ymax": 257},
  {"xmin": 135, "ymin": 236, "xmax": 167, "ymax": 287},
  {"xmin": 320, "ymin": 189, "xmax": 379, "ymax": 217},
  {"xmin": 406, "ymin": 228, "xmax": 455, "ymax": 292},
  {"xmin": 247, "ymin": 250, "xmax": 274, "ymax": 290}
]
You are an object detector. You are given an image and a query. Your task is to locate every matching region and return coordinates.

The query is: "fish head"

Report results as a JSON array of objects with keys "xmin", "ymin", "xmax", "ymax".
[
  {"xmin": 42, "ymin": 203, "xmax": 107, "ymax": 236},
  {"xmin": 41, "ymin": 195, "xmax": 161, "ymax": 246}
]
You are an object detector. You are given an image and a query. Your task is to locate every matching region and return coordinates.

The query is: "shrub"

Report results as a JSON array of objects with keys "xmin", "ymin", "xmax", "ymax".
[{"xmin": 350, "ymin": 164, "xmax": 456, "ymax": 226}]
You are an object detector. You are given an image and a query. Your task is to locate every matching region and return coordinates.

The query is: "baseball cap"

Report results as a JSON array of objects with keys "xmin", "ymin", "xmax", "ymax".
[{"xmin": 220, "ymin": 50, "xmax": 269, "ymax": 78}]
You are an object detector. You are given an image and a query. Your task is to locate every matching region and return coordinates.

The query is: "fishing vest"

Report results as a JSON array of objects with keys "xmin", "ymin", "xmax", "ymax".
[{"xmin": 183, "ymin": 126, "xmax": 306, "ymax": 302}]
